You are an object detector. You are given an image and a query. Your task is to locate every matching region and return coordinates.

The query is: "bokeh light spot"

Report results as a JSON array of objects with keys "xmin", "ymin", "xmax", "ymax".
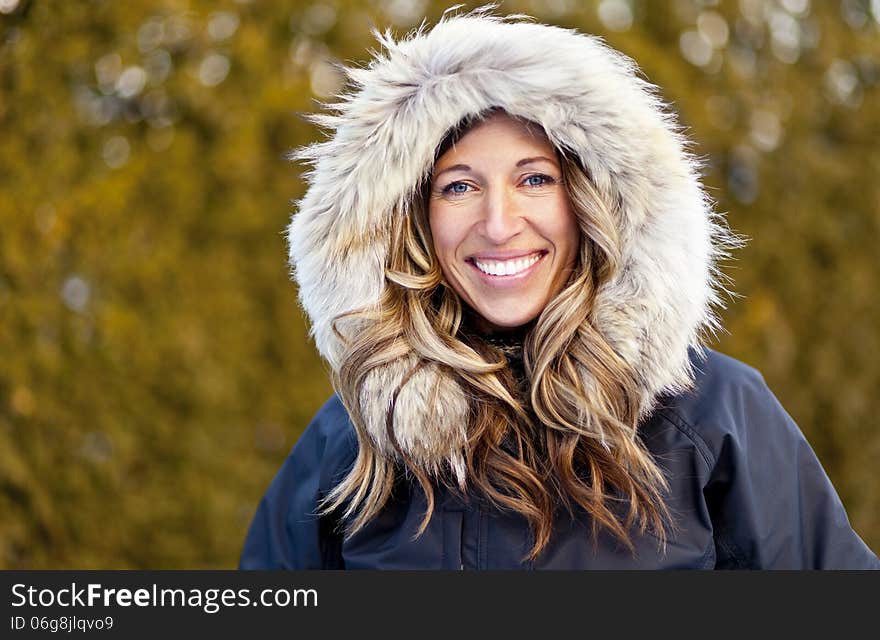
[
  {"xmin": 208, "ymin": 11, "xmax": 240, "ymax": 41},
  {"xmin": 61, "ymin": 275, "xmax": 91, "ymax": 313},
  {"xmin": 598, "ymin": 0, "xmax": 633, "ymax": 32},
  {"xmin": 102, "ymin": 136, "xmax": 130, "ymax": 168},
  {"xmin": 680, "ymin": 30, "xmax": 714, "ymax": 67},
  {"xmin": 198, "ymin": 53, "xmax": 231, "ymax": 87},
  {"xmin": 116, "ymin": 66, "xmax": 147, "ymax": 98}
]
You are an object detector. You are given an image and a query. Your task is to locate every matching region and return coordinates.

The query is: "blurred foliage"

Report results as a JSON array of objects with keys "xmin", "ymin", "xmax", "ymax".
[{"xmin": 0, "ymin": 0, "xmax": 878, "ymax": 568}]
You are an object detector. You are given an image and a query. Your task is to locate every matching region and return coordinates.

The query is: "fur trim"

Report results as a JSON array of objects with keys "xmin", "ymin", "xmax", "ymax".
[{"xmin": 286, "ymin": 6, "xmax": 739, "ymax": 483}]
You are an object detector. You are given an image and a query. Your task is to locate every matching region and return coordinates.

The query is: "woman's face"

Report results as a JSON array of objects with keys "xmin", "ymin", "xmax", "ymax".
[{"xmin": 428, "ymin": 112, "xmax": 580, "ymax": 332}]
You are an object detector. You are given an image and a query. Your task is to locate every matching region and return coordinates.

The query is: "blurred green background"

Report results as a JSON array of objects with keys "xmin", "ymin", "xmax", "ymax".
[{"xmin": 1, "ymin": 0, "xmax": 878, "ymax": 568}]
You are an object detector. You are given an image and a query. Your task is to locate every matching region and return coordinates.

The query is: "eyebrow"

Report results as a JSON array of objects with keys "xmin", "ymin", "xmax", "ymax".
[
  {"xmin": 515, "ymin": 156, "xmax": 557, "ymax": 167},
  {"xmin": 432, "ymin": 156, "xmax": 558, "ymax": 179}
]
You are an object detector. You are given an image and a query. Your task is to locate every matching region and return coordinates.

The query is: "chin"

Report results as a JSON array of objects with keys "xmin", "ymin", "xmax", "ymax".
[{"xmin": 471, "ymin": 304, "xmax": 540, "ymax": 331}]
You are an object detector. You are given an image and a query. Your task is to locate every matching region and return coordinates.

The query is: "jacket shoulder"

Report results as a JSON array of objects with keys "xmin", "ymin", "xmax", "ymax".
[
  {"xmin": 659, "ymin": 347, "xmax": 773, "ymax": 453},
  {"xmin": 238, "ymin": 394, "xmax": 357, "ymax": 569},
  {"xmin": 299, "ymin": 394, "xmax": 358, "ymax": 466},
  {"xmin": 289, "ymin": 394, "xmax": 359, "ymax": 495},
  {"xmin": 658, "ymin": 348, "xmax": 880, "ymax": 569}
]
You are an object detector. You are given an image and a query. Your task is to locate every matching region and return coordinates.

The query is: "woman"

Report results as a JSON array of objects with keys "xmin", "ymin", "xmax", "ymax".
[{"xmin": 239, "ymin": 8, "xmax": 879, "ymax": 569}]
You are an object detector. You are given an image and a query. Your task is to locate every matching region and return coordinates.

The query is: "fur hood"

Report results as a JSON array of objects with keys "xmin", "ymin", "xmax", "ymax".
[{"xmin": 286, "ymin": 7, "xmax": 739, "ymax": 481}]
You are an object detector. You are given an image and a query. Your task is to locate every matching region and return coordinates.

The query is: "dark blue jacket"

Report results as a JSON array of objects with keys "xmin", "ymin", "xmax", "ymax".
[{"xmin": 239, "ymin": 349, "xmax": 880, "ymax": 569}]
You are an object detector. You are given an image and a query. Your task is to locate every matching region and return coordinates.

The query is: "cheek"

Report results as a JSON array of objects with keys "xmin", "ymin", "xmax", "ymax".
[{"xmin": 428, "ymin": 208, "xmax": 463, "ymax": 265}]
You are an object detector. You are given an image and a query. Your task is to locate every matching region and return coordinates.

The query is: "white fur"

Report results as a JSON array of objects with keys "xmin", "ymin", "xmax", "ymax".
[{"xmin": 286, "ymin": 7, "xmax": 739, "ymax": 480}]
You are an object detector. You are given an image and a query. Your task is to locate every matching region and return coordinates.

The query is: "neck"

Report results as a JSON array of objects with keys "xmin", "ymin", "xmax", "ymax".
[{"xmin": 462, "ymin": 305, "xmax": 533, "ymax": 348}]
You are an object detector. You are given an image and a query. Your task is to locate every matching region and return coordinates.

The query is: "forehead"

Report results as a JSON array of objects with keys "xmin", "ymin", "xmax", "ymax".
[{"xmin": 433, "ymin": 112, "xmax": 556, "ymax": 166}]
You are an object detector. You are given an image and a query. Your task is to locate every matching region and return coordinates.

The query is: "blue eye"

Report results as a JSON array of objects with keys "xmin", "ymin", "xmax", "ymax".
[
  {"xmin": 441, "ymin": 181, "xmax": 471, "ymax": 195},
  {"xmin": 524, "ymin": 174, "xmax": 554, "ymax": 187}
]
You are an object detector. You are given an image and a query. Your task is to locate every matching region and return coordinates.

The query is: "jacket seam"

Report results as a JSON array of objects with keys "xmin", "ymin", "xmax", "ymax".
[
  {"xmin": 655, "ymin": 407, "xmax": 746, "ymax": 568},
  {"xmin": 655, "ymin": 408, "xmax": 715, "ymax": 472}
]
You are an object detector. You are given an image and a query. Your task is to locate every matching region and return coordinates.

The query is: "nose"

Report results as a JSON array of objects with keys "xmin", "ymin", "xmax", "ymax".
[{"xmin": 479, "ymin": 187, "xmax": 524, "ymax": 245}]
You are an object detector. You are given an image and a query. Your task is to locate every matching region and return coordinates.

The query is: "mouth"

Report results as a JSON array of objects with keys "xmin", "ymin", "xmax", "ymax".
[{"xmin": 466, "ymin": 250, "xmax": 547, "ymax": 278}]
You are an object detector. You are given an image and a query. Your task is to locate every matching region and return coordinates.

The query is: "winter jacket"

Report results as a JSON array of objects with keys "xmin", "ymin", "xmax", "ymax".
[
  {"xmin": 239, "ymin": 347, "xmax": 880, "ymax": 569},
  {"xmin": 239, "ymin": 8, "xmax": 880, "ymax": 569}
]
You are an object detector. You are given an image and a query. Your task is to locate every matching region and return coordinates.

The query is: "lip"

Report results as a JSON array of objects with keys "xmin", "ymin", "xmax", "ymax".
[
  {"xmin": 468, "ymin": 249, "xmax": 546, "ymax": 261},
  {"xmin": 467, "ymin": 250, "xmax": 547, "ymax": 287}
]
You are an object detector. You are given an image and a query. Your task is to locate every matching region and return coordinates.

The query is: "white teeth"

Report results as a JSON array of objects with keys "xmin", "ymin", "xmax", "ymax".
[{"xmin": 473, "ymin": 253, "xmax": 542, "ymax": 276}]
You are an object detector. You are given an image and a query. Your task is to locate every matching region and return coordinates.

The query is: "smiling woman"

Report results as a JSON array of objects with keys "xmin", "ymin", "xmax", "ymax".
[
  {"xmin": 238, "ymin": 7, "xmax": 880, "ymax": 570},
  {"xmin": 428, "ymin": 111, "xmax": 580, "ymax": 331}
]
